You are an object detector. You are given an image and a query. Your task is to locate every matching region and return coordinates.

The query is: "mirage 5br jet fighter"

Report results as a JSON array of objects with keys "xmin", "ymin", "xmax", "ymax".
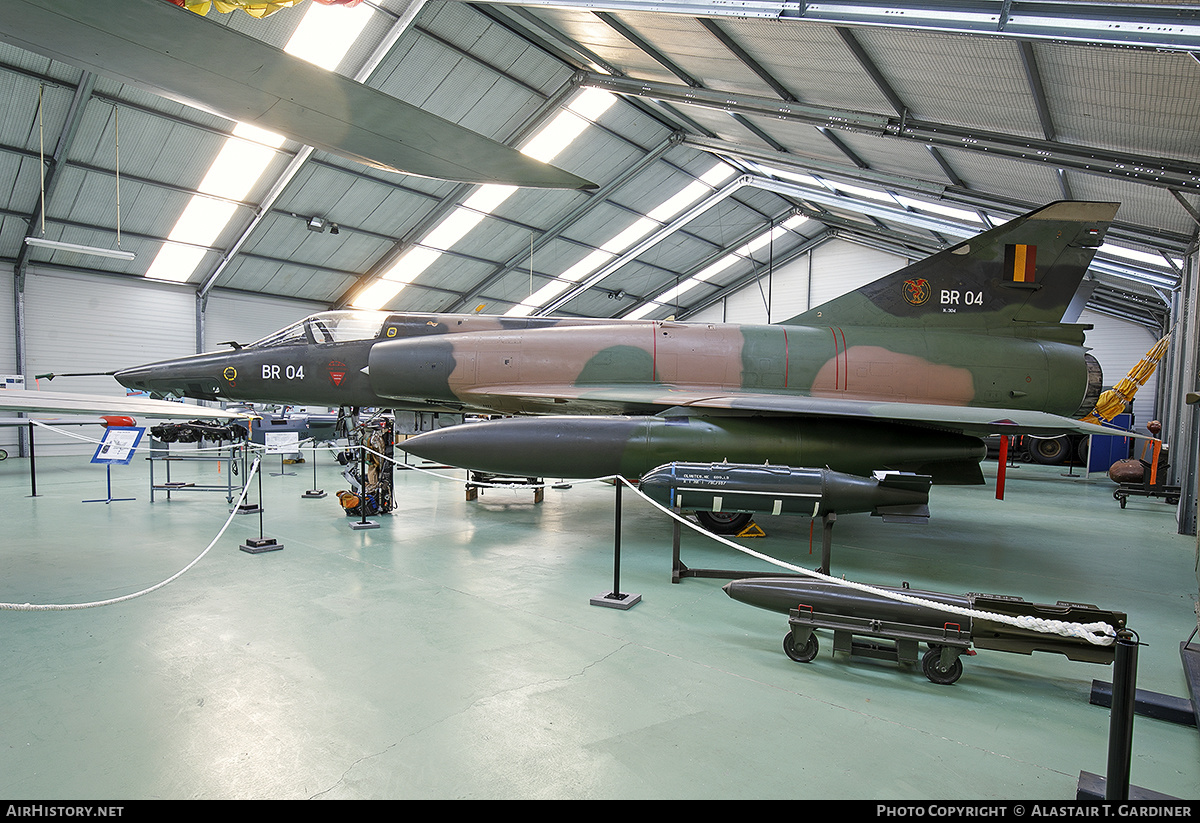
[{"xmin": 115, "ymin": 201, "xmax": 1123, "ymax": 484}]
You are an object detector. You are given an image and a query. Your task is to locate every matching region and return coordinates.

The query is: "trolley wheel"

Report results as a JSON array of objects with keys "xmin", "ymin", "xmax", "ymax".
[
  {"xmin": 1119, "ymin": 496, "xmax": 1127, "ymax": 509},
  {"xmin": 921, "ymin": 647, "xmax": 963, "ymax": 685},
  {"xmin": 0, "ymin": 447, "xmax": 6, "ymax": 460},
  {"xmin": 783, "ymin": 631, "xmax": 819, "ymax": 663},
  {"xmin": 695, "ymin": 511, "xmax": 753, "ymax": 534}
]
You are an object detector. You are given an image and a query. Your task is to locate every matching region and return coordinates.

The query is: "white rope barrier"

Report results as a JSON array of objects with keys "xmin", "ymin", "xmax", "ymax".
[{"xmin": 0, "ymin": 457, "xmax": 262, "ymax": 612}]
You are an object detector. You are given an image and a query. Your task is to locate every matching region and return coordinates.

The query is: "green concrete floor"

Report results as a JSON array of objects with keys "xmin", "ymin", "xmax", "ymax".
[{"xmin": 1, "ymin": 447, "xmax": 1197, "ymax": 800}]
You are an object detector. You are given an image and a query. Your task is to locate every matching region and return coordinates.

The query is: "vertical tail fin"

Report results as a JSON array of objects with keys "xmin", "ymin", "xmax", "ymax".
[{"xmin": 781, "ymin": 201, "xmax": 1119, "ymax": 329}]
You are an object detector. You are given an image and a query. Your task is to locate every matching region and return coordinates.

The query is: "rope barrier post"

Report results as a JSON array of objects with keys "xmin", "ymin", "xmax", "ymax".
[
  {"xmin": 241, "ymin": 456, "xmax": 283, "ymax": 553},
  {"xmin": 818, "ymin": 512, "xmax": 836, "ymax": 575},
  {"xmin": 1105, "ymin": 629, "xmax": 1139, "ymax": 801},
  {"xmin": 996, "ymin": 434, "xmax": 1008, "ymax": 500},
  {"xmin": 671, "ymin": 505, "xmax": 685, "ymax": 583},
  {"xmin": 232, "ymin": 443, "xmax": 261, "ymax": 515},
  {"xmin": 350, "ymin": 434, "xmax": 379, "ymax": 531},
  {"xmin": 303, "ymin": 440, "xmax": 326, "ymax": 499},
  {"xmin": 27, "ymin": 421, "xmax": 38, "ymax": 498},
  {"xmin": 591, "ymin": 479, "xmax": 640, "ymax": 610}
]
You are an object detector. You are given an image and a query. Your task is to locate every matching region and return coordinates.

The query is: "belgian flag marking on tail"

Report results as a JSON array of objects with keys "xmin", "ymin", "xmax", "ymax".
[{"xmin": 1005, "ymin": 244, "xmax": 1037, "ymax": 283}]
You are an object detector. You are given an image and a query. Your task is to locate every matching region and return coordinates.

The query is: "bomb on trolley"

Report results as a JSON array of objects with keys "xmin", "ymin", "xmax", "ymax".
[{"xmin": 723, "ymin": 577, "xmax": 1125, "ymax": 685}]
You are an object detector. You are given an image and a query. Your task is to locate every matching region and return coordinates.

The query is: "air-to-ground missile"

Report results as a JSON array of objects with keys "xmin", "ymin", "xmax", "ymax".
[
  {"xmin": 638, "ymin": 462, "xmax": 931, "ymax": 522},
  {"xmin": 722, "ymin": 577, "xmax": 1126, "ymax": 683},
  {"xmin": 399, "ymin": 414, "xmax": 987, "ymax": 483}
]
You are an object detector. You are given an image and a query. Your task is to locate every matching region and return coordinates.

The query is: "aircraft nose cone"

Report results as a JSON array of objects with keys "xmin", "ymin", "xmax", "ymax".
[
  {"xmin": 114, "ymin": 365, "xmax": 151, "ymax": 391},
  {"xmin": 112, "ymin": 355, "xmax": 225, "ymax": 400}
]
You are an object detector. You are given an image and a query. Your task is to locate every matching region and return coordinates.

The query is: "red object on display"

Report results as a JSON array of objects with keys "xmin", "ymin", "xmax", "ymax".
[{"xmin": 100, "ymin": 415, "xmax": 136, "ymax": 428}]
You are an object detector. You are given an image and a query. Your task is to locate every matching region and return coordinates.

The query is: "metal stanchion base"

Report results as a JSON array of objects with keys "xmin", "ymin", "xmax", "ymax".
[
  {"xmin": 350, "ymin": 520, "xmax": 380, "ymax": 530},
  {"xmin": 1075, "ymin": 772, "xmax": 1177, "ymax": 801},
  {"xmin": 240, "ymin": 537, "xmax": 283, "ymax": 554},
  {"xmin": 590, "ymin": 591, "xmax": 641, "ymax": 610}
]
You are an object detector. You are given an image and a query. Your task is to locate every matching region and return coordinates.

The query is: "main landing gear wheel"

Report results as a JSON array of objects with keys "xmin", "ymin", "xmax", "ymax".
[
  {"xmin": 783, "ymin": 632, "xmax": 819, "ymax": 663},
  {"xmin": 695, "ymin": 511, "xmax": 752, "ymax": 534},
  {"xmin": 921, "ymin": 646, "xmax": 963, "ymax": 685},
  {"xmin": 1030, "ymin": 435, "xmax": 1070, "ymax": 465}
]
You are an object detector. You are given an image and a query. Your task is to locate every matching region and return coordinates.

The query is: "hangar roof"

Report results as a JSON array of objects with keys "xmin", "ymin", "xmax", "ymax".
[{"xmin": 2, "ymin": 0, "xmax": 1197, "ymax": 332}]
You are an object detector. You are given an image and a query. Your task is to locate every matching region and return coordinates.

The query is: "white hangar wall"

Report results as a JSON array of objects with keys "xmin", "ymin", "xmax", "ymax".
[
  {"xmin": 202, "ymin": 291, "xmax": 323, "ymax": 353},
  {"xmin": 8, "ymin": 268, "xmax": 322, "ymax": 456},
  {"xmin": 687, "ymin": 238, "xmax": 1162, "ymax": 431}
]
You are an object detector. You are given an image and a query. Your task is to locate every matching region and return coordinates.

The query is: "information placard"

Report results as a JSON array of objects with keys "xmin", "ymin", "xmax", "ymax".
[{"xmin": 90, "ymin": 426, "xmax": 145, "ymax": 465}]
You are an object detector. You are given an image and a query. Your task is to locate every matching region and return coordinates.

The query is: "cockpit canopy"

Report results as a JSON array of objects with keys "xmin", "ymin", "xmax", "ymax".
[{"xmin": 247, "ymin": 311, "xmax": 389, "ymax": 348}]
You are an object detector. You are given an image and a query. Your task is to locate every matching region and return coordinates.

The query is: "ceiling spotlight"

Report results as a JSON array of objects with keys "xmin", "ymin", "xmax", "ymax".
[
  {"xmin": 306, "ymin": 216, "xmax": 327, "ymax": 233},
  {"xmin": 329, "ymin": 223, "xmax": 340, "ymax": 235}
]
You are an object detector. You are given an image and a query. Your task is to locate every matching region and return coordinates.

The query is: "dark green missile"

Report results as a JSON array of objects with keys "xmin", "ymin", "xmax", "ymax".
[
  {"xmin": 399, "ymin": 414, "xmax": 987, "ymax": 483},
  {"xmin": 638, "ymin": 462, "xmax": 931, "ymax": 521}
]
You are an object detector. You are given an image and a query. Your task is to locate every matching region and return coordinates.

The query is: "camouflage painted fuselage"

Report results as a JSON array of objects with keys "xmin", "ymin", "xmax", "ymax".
[{"xmin": 366, "ymin": 319, "xmax": 1093, "ymax": 419}]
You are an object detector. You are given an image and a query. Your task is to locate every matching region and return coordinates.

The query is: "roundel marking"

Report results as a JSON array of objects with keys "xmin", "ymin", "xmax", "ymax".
[{"xmin": 902, "ymin": 278, "xmax": 931, "ymax": 305}]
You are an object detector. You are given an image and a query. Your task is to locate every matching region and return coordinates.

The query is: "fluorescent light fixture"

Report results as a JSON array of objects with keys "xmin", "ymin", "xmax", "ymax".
[{"xmin": 24, "ymin": 237, "xmax": 135, "ymax": 261}]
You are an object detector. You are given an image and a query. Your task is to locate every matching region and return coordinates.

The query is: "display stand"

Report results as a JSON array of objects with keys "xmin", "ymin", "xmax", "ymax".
[
  {"xmin": 84, "ymin": 463, "xmax": 136, "ymax": 505},
  {"xmin": 148, "ymin": 442, "xmax": 244, "ymax": 504},
  {"xmin": 265, "ymin": 431, "xmax": 299, "ymax": 477},
  {"xmin": 590, "ymin": 481, "xmax": 640, "ymax": 610},
  {"xmin": 670, "ymin": 509, "xmax": 829, "ymax": 583},
  {"xmin": 466, "ymin": 471, "xmax": 544, "ymax": 503},
  {"xmin": 302, "ymin": 441, "xmax": 326, "ymax": 499},
  {"xmin": 83, "ymin": 426, "xmax": 143, "ymax": 504}
]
